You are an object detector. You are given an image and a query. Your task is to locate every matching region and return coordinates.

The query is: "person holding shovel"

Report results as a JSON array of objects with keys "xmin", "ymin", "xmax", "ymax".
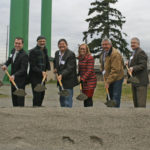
[
  {"xmin": 1, "ymin": 37, "xmax": 28, "ymax": 107},
  {"xmin": 29, "ymin": 36, "xmax": 50, "ymax": 107},
  {"xmin": 100, "ymin": 38, "xmax": 124, "ymax": 108},
  {"xmin": 78, "ymin": 44, "xmax": 97, "ymax": 107},
  {"xmin": 53, "ymin": 39, "xmax": 78, "ymax": 108},
  {"xmin": 126, "ymin": 37, "xmax": 149, "ymax": 107}
]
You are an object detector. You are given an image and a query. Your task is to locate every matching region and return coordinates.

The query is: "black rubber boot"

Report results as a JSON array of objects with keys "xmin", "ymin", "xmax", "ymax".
[{"xmin": 84, "ymin": 97, "xmax": 93, "ymax": 107}]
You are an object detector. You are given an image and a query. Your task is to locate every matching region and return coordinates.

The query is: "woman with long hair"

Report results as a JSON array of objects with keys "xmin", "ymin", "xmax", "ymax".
[{"xmin": 78, "ymin": 44, "xmax": 97, "ymax": 107}]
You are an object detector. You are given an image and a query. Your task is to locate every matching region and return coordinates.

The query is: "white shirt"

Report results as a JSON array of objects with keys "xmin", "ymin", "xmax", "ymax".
[
  {"xmin": 59, "ymin": 51, "xmax": 65, "ymax": 65},
  {"xmin": 13, "ymin": 50, "xmax": 19, "ymax": 62}
]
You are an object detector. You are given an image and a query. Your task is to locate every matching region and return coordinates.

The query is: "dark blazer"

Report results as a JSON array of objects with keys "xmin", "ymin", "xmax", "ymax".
[
  {"xmin": 53, "ymin": 49, "xmax": 78, "ymax": 89},
  {"xmin": 29, "ymin": 45, "xmax": 50, "ymax": 84},
  {"xmin": 5, "ymin": 48, "xmax": 28, "ymax": 88},
  {"xmin": 129, "ymin": 47, "xmax": 149, "ymax": 86}
]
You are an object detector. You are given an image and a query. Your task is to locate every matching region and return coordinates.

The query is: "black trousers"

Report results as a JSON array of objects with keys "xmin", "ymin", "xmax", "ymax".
[
  {"xmin": 11, "ymin": 85, "xmax": 25, "ymax": 107},
  {"xmin": 84, "ymin": 97, "xmax": 93, "ymax": 107},
  {"xmin": 31, "ymin": 83, "xmax": 45, "ymax": 106}
]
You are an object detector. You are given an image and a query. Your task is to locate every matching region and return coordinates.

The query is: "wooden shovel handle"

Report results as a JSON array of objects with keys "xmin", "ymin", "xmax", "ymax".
[
  {"xmin": 105, "ymin": 87, "xmax": 111, "ymax": 101},
  {"xmin": 80, "ymin": 83, "xmax": 82, "ymax": 91},
  {"xmin": 42, "ymin": 74, "xmax": 47, "ymax": 83},
  {"xmin": 56, "ymin": 74, "xmax": 63, "ymax": 87},
  {"xmin": 125, "ymin": 65, "xmax": 132, "ymax": 77},
  {"xmin": 105, "ymin": 87, "xmax": 109, "ymax": 94},
  {"xmin": 103, "ymin": 75, "xmax": 111, "ymax": 100},
  {"xmin": 5, "ymin": 70, "xmax": 18, "ymax": 89}
]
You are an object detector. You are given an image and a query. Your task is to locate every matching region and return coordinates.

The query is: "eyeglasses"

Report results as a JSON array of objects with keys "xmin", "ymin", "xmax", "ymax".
[{"xmin": 80, "ymin": 48, "xmax": 86, "ymax": 50}]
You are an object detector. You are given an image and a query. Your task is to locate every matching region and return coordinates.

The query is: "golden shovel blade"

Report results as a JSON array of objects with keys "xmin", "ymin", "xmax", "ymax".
[
  {"xmin": 127, "ymin": 77, "xmax": 140, "ymax": 84},
  {"xmin": 76, "ymin": 93, "xmax": 88, "ymax": 101},
  {"xmin": 34, "ymin": 84, "xmax": 47, "ymax": 92},
  {"xmin": 58, "ymin": 90, "xmax": 69, "ymax": 96},
  {"xmin": 13, "ymin": 89, "xmax": 27, "ymax": 97}
]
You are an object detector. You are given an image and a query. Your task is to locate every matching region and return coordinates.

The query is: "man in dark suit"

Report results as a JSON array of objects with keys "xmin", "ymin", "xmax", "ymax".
[
  {"xmin": 1, "ymin": 37, "xmax": 28, "ymax": 107},
  {"xmin": 29, "ymin": 36, "xmax": 50, "ymax": 107},
  {"xmin": 128, "ymin": 37, "xmax": 149, "ymax": 107},
  {"xmin": 53, "ymin": 39, "xmax": 78, "ymax": 107}
]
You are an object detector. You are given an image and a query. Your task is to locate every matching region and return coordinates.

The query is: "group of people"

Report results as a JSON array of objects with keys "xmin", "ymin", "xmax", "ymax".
[
  {"xmin": 1, "ymin": 36, "xmax": 50, "ymax": 107},
  {"xmin": 1, "ymin": 36, "xmax": 149, "ymax": 108},
  {"xmin": 100, "ymin": 37, "xmax": 149, "ymax": 108}
]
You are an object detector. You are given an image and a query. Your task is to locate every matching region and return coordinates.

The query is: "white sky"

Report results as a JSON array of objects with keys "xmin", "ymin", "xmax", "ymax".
[{"xmin": 0, "ymin": 0, "xmax": 150, "ymax": 59}]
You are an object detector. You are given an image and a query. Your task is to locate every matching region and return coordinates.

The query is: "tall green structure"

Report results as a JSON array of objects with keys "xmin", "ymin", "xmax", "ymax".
[
  {"xmin": 3, "ymin": 0, "xmax": 30, "ymax": 83},
  {"xmin": 4, "ymin": 0, "xmax": 52, "ymax": 83},
  {"xmin": 9, "ymin": 0, "xmax": 30, "ymax": 53},
  {"xmin": 41, "ymin": 0, "xmax": 52, "ymax": 56}
]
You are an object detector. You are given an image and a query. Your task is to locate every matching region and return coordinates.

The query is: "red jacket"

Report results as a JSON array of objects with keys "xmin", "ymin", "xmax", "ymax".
[{"xmin": 78, "ymin": 54, "xmax": 97, "ymax": 90}]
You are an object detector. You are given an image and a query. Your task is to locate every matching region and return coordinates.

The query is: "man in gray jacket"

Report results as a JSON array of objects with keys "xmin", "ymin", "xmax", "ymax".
[{"xmin": 128, "ymin": 37, "xmax": 149, "ymax": 107}]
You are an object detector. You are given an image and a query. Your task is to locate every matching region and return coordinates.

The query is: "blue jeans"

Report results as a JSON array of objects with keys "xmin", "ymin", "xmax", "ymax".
[
  {"xmin": 108, "ymin": 78, "xmax": 124, "ymax": 108},
  {"xmin": 59, "ymin": 88, "xmax": 73, "ymax": 108}
]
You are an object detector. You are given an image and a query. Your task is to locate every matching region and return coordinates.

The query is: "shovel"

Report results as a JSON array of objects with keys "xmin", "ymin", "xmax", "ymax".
[
  {"xmin": 126, "ymin": 65, "xmax": 140, "ymax": 84},
  {"xmin": 76, "ymin": 83, "xmax": 88, "ymax": 101},
  {"xmin": 105, "ymin": 87, "xmax": 117, "ymax": 107},
  {"xmin": 34, "ymin": 74, "xmax": 47, "ymax": 92},
  {"xmin": 103, "ymin": 76, "xmax": 117, "ymax": 107},
  {"xmin": 56, "ymin": 74, "xmax": 69, "ymax": 97},
  {"xmin": 5, "ymin": 70, "xmax": 27, "ymax": 97}
]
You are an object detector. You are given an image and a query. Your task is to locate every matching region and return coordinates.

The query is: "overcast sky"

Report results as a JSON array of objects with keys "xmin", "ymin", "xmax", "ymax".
[{"xmin": 0, "ymin": 0, "xmax": 150, "ymax": 58}]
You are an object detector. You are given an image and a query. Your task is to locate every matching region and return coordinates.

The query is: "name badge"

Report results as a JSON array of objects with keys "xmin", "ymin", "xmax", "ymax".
[
  {"xmin": 102, "ymin": 70, "xmax": 106, "ymax": 75},
  {"xmin": 130, "ymin": 56, "xmax": 133, "ymax": 60},
  {"xmin": 60, "ymin": 60, "xmax": 65, "ymax": 65}
]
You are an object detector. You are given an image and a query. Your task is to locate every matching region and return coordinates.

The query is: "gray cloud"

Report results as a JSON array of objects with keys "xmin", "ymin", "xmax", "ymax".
[
  {"xmin": 116, "ymin": 0, "xmax": 150, "ymax": 52},
  {"xmin": 0, "ymin": 0, "xmax": 150, "ymax": 60}
]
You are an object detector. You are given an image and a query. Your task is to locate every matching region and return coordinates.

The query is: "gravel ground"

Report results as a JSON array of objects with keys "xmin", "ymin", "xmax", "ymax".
[{"xmin": 0, "ymin": 83, "xmax": 150, "ymax": 150}]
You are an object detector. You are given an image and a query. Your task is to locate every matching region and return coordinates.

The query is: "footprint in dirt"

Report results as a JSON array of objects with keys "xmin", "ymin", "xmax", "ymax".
[
  {"xmin": 62, "ymin": 136, "xmax": 75, "ymax": 144},
  {"xmin": 11, "ymin": 136, "xmax": 32, "ymax": 148},
  {"xmin": 12, "ymin": 136, "xmax": 24, "ymax": 140},
  {"xmin": 90, "ymin": 136, "xmax": 103, "ymax": 145}
]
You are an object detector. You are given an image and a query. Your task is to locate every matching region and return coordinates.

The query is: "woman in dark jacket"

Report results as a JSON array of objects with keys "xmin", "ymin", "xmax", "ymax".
[{"xmin": 78, "ymin": 44, "xmax": 97, "ymax": 107}]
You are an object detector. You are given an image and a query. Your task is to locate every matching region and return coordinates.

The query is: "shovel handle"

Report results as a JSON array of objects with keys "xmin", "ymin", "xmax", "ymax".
[
  {"xmin": 105, "ymin": 87, "xmax": 111, "ymax": 101},
  {"xmin": 58, "ymin": 79, "xmax": 63, "ymax": 88},
  {"xmin": 80, "ymin": 83, "xmax": 82, "ymax": 91},
  {"xmin": 105, "ymin": 87, "xmax": 109, "ymax": 94},
  {"xmin": 42, "ymin": 74, "xmax": 47, "ymax": 83},
  {"xmin": 56, "ymin": 74, "xmax": 63, "ymax": 88},
  {"xmin": 5, "ymin": 70, "xmax": 18, "ymax": 89},
  {"xmin": 125, "ymin": 65, "xmax": 132, "ymax": 77},
  {"xmin": 103, "ymin": 75, "xmax": 111, "ymax": 101}
]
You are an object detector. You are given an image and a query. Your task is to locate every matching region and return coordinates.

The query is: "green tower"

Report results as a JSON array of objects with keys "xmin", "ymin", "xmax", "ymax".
[
  {"xmin": 3, "ymin": 0, "xmax": 29, "ymax": 83},
  {"xmin": 9, "ymin": 0, "xmax": 29, "ymax": 53},
  {"xmin": 41, "ymin": 0, "xmax": 52, "ymax": 56},
  {"xmin": 3, "ymin": 0, "xmax": 52, "ymax": 83}
]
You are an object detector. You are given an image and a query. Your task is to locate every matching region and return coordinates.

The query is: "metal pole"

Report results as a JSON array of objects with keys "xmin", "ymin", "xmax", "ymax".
[{"xmin": 5, "ymin": 25, "xmax": 9, "ymax": 61}]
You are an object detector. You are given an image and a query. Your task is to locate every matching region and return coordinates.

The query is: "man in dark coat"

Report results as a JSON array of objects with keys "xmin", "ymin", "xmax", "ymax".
[
  {"xmin": 29, "ymin": 36, "xmax": 50, "ymax": 107},
  {"xmin": 128, "ymin": 37, "xmax": 149, "ymax": 107},
  {"xmin": 53, "ymin": 39, "xmax": 78, "ymax": 107},
  {"xmin": 2, "ymin": 37, "xmax": 28, "ymax": 107}
]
